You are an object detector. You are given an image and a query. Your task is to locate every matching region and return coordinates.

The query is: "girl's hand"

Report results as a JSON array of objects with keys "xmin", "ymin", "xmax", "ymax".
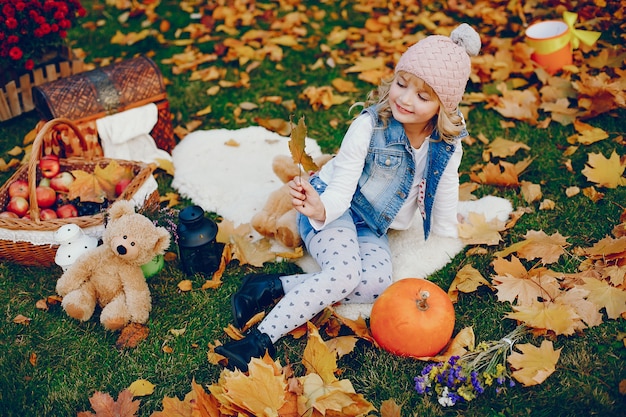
[{"xmin": 287, "ymin": 177, "xmax": 326, "ymax": 222}]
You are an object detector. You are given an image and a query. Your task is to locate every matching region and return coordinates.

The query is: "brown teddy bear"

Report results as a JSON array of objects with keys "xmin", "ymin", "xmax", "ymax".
[
  {"xmin": 251, "ymin": 154, "xmax": 332, "ymax": 248},
  {"xmin": 55, "ymin": 200, "xmax": 171, "ymax": 331}
]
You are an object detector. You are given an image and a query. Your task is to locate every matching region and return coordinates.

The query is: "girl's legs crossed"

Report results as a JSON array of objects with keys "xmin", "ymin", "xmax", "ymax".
[{"xmin": 259, "ymin": 216, "xmax": 361, "ymax": 343}]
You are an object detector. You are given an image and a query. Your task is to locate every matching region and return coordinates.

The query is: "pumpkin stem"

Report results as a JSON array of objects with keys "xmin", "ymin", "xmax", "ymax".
[{"xmin": 416, "ymin": 290, "xmax": 430, "ymax": 311}]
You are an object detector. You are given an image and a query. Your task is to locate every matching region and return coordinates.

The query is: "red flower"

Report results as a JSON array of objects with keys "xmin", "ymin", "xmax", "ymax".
[
  {"xmin": 9, "ymin": 46, "xmax": 23, "ymax": 61},
  {"xmin": 5, "ymin": 16, "xmax": 16, "ymax": 29},
  {"xmin": 1, "ymin": 0, "xmax": 85, "ymax": 70}
]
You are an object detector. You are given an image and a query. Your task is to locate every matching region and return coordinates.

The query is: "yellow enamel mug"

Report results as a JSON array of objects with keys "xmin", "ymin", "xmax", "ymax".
[{"xmin": 525, "ymin": 20, "xmax": 572, "ymax": 74}]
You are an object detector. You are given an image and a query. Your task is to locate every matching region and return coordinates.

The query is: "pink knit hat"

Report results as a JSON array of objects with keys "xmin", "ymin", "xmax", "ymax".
[{"xmin": 395, "ymin": 23, "xmax": 481, "ymax": 112}]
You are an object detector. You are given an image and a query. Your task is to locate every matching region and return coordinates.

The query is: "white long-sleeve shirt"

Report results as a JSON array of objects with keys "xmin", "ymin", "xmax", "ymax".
[{"xmin": 312, "ymin": 114, "xmax": 462, "ymax": 238}]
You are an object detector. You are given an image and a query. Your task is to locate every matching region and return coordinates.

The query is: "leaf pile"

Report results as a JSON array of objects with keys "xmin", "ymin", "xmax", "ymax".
[{"xmin": 79, "ymin": 323, "xmax": 383, "ymax": 417}]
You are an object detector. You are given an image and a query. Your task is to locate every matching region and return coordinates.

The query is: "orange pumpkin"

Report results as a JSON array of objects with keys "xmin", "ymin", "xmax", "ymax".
[{"xmin": 370, "ymin": 278, "xmax": 455, "ymax": 357}]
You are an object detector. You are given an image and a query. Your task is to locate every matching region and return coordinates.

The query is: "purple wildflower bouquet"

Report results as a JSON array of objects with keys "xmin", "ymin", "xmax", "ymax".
[
  {"xmin": 414, "ymin": 326, "xmax": 527, "ymax": 406},
  {"xmin": 0, "ymin": 0, "xmax": 86, "ymax": 72}
]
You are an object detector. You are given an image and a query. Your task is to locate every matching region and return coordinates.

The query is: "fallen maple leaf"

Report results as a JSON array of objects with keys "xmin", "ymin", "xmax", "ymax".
[
  {"xmin": 506, "ymin": 301, "xmax": 583, "ymax": 336},
  {"xmin": 495, "ymin": 230, "xmax": 569, "ymax": 265},
  {"xmin": 213, "ymin": 357, "xmax": 287, "ymax": 417},
  {"xmin": 78, "ymin": 390, "xmax": 140, "ymax": 417},
  {"xmin": 482, "ymin": 137, "xmax": 530, "ymax": 160},
  {"xmin": 520, "ymin": 180, "xmax": 542, "ymax": 204},
  {"xmin": 70, "ymin": 160, "xmax": 133, "ymax": 203},
  {"xmin": 380, "ymin": 399, "xmax": 402, "ymax": 417},
  {"xmin": 458, "ymin": 211, "xmax": 506, "ymax": 245},
  {"xmin": 469, "ymin": 161, "xmax": 520, "ymax": 187},
  {"xmin": 448, "ymin": 264, "xmax": 492, "ymax": 303},
  {"xmin": 302, "ymin": 322, "xmax": 338, "ymax": 384},
  {"xmin": 12, "ymin": 314, "xmax": 31, "ymax": 325},
  {"xmin": 579, "ymin": 277, "xmax": 626, "ymax": 320},
  {"xmin": 116, "ymin": 323, "xmax": 149, "ymax": 349},
  {"xmin": 508, "ymin": 340, "xmax": 562, "ymax": 386},
  {"xmin": 581, "ymin": 150, "xmax": 626, "ymax": 188}
]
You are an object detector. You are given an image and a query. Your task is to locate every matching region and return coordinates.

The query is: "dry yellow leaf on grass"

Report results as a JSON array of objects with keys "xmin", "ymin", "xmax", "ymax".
[
  {"xmin": 128, "ymin": 379, "xmax": 155, "ymax": 397},
  {"xmin": 215, "ymin": 357, "xmax": 287, "ymax": 416},
  {"xmin": 508, "ymin": 340, "xmax": 562, "ymax": 386},
  {"xmin": 177, "ymin": 280, "xmax": 193, "ymax": 292},
  {"xmin": 506, "ymin": 301, "xmax": 583, "ymax": 336},
  {"xmin": 448, "ymin": 264, "xmax": 491, "ymax": 303},
  {"xmin": 458, "ymin": 211, "xmax": 506, "ymax": 246},
  {"xmin": 581, "ymin": 150, "xmax": 626, "ymax": 188},
  {"xmin": 520, "ymin": 180, "xmax": 542, "ymax": 203},
  {"xmin": 580, "ymin": 277, "xmax": 626, "ymax": 320},
  {"xmin": 483, "ymin": 137, "xmax": 530, "ymax": 160}
]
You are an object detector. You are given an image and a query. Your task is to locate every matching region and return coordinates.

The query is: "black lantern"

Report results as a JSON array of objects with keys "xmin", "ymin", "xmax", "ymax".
[{"xmin": 177, "ymin": 205, "xmax": 224, "ymax": 276}]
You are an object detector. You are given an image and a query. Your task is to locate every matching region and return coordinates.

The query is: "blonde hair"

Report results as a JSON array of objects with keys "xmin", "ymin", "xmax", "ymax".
[{"xmin": 355, "ymin": 72, "xmax": 464, "ymax": 144}]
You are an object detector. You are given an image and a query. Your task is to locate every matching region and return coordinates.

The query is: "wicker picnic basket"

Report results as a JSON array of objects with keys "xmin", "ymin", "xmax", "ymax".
[{"xmin": 0, "ymin": 118, "xmax": 158, "ymax": 266}]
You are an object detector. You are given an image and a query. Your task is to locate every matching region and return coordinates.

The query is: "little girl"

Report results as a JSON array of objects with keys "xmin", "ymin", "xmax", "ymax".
[{"xmin": 216, "ymin": 23, "xmax": 481, "ymax": 371}]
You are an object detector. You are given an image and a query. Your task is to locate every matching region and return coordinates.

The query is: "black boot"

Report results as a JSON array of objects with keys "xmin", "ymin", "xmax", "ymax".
[
  {"xmin": 214, "ymin": 329, "xmax": 275, "ymax": 372},
  {"xmin": 232, "ymin": 273, "xmax": 284, "ymax": 328}
]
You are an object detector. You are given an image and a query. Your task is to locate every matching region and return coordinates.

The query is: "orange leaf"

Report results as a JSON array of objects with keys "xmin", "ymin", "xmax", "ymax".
[
  {"xmin": 288, "ymin": 116, "xmax": 319, "ymax": 173},
  {"xmin": 70, "ymin": 160, "xmax": 133, "ymax": 203},
  {"xmin": 448, "ymin": 264, "xmax": 491, "ymax": 303},
  {"xmin": 78, "ymin": 390, "xmax": 140, "ymax": 417}
]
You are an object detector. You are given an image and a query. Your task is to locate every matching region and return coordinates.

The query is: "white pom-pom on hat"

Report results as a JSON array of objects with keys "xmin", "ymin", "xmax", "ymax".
[
  {"xmin": 450, "ymin": 23, "xmax": 481, "ymax": 57},
  {"xmin": 395, "ymin": 23, "xmax": 481, "ymax": 112}
]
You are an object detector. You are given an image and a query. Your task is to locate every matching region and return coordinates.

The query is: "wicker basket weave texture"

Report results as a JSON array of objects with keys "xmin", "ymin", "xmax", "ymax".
[
  {"xmin": 33, "ymin": 56, "xmax": 175, "ymax": 153},
  {"xmin": 0, "ymin": 118, "xmax": 157, "ymax": 266}
]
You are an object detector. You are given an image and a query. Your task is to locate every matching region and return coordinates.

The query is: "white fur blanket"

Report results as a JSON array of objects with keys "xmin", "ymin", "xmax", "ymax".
[{"xmin": 172, "ymin": 127, "xmax": 513, "ymax": 319}]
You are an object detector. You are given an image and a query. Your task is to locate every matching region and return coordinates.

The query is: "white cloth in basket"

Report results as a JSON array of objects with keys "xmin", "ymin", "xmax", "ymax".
[{"xmin": 96, "ymin": 103, "xmax": 172, "ymax": 164}]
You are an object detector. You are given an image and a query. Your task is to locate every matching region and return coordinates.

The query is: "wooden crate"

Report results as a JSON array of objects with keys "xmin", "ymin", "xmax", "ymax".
[{"xmin": 0, "ymin": 59, "xmax": 85, "ymax": 122}]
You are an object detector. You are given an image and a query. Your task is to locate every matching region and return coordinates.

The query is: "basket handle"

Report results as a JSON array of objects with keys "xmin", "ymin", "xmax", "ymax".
[{"xmin": 27, "ymin": 118, "xmax": 90, "ymax": 223}]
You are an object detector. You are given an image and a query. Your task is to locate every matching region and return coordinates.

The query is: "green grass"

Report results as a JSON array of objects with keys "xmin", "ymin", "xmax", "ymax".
[{"xmin": 1, "ymin": 1, "xmax": 625, "ymax": 416}]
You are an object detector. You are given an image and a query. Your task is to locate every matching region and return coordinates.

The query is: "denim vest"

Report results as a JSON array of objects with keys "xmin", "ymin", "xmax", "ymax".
[{"xmin": 348, "ymin": 106, "xmax": 465, "ymax": 239}]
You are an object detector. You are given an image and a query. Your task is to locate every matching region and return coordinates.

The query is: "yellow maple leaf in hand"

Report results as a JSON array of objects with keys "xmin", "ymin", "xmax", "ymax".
[
  {"xmin": 288, "ymin": 116, "xmax": 319, "ymax": 173},
  {"xmin": 581, "ymin": 150, "xmax": 626, "ymax": 188},
  {"xmin": 508, "ymin": 340, "xmax": 562, "ymax": 386}
]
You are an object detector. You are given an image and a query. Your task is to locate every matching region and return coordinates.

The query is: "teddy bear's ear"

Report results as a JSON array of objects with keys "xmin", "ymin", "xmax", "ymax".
[
  {"xmin": 153, "ymin": 227, "xmax": 172, "ymax": 255},
  {"xmin": 107, "ymin": 200, "xmax": 136, "ymax": 221}
]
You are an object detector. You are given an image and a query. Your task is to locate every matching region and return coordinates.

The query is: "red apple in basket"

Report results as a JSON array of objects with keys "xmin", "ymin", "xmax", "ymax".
[
  {"xmin": 56, "ymin": 204, "xmax": 78, "ymax": 219},
  {"xmin": 8, "ymin": 180, "xmax": 29, "ymax": 199},
  {"xmin": 40, "ymin": 208, "xmax": 58, "ymax": 220},
  {"xmin": 50, "ymin": 171, "xmax": 74, "ymax": 192},
  {"xmin": 115, "ymin": 178, "xmax": 132, "ymax": 197},
  {"xmin": 7, "ymin": 196, "xmax": 29, "ymax": 217},
  {"xmin": 0, "ymin": 211, "xmax": 19, "ymax": 218},
  {"xmin": 39, "ymin": 154, "xmax": 60, "ymax": 178},
  {"xmin": 36, "ymin": 186, "xmax": 56, "ymax": 208}
]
